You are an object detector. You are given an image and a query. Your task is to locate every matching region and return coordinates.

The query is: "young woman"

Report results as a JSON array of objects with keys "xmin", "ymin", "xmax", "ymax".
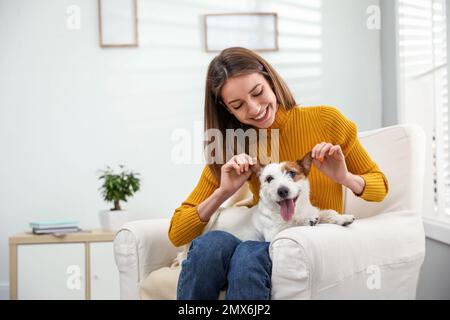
[{"xmin": 170, "ymin": 47, "xmax": 388, "ymax": 300}]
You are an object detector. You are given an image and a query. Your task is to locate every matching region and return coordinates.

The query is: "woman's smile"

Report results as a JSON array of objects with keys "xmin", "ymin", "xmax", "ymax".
[
  {"xmin": 250, "ymin": 103, "xmax": 275, "ymax": 127},
  {"xmin": 246, "ymin": 103, "xmax": 277, "ymax": 129}
]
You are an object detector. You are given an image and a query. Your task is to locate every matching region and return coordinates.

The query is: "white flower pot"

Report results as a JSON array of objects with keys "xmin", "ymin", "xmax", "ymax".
[{"xmin": 99, "ymin": 210, "xmax": 129, "ymax": 231}]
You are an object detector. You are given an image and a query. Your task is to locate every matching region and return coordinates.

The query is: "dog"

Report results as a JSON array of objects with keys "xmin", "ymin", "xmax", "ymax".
[
  {"xmin": 249, "ymin": 151, "xmax": 355, "ymax": 242},
  {"xmin": 175, "ymin": 152, "xmax": 355, "ymax": 264}
]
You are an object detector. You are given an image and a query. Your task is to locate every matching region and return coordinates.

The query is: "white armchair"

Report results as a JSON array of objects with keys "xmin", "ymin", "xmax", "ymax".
[{"xmin": 114, "ymin": 124, "xmax": 426, "ymax": 300}]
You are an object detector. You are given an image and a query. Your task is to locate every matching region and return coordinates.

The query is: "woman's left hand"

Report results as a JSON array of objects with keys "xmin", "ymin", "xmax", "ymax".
[{"xmin": 311, "ymin": 142, "xmax": 349, "ymax": 184}]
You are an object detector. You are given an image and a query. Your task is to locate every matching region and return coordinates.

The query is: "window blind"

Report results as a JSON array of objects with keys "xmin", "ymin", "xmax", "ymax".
[{"xmin": 398, "ymin": 0, "xmax": 449, "ymax": 218}]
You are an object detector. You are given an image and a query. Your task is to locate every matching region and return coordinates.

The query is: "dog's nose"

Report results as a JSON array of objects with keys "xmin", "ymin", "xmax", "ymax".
[{"xmin": 277, "ymin": 186, "xmax": 289, "ymax": 199}]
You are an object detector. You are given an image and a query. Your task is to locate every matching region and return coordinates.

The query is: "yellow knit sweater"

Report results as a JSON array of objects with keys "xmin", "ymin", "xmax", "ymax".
[{"xmin": 169, "ymin": 106, "xmax": 389, "ymax": 247}]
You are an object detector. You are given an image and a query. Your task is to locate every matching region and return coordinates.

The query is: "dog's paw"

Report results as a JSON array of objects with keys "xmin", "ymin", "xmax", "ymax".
[
  {"xmin": 293, "ymin": 216, "xmax": 319, "ymax": 226},
  {"xmin": 309, "ymin": 216, "xmax": 319, "ymax": 226},
  {"xmin": 337, "ymin": 214, "xmax": 356, "ymax": 226}
]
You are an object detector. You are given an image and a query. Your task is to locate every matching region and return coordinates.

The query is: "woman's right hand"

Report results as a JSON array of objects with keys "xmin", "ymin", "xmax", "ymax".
[{"xmin": 218, "ymin": 153, "xmax": 256, "ymax": 199}]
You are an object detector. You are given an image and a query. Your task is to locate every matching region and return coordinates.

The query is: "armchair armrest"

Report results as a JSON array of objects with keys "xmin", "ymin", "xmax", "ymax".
[
  {"xmin": 114, "ymin": 219, "xmax": 181, "ymax": 299},
  {"xmin": 270, "ymin": 210, "xmax": 426, "ymax": 300}
]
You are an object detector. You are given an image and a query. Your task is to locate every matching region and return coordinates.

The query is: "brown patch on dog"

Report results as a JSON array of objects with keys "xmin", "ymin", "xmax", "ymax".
[
  {"xmin": 297, "ymin": 152, "xmax": 313, "ymax": 177},
  {"xmin": 282, "ymin": 162, "xmax": 306, "ymax": 182},
  {"xmin": 282, "ymin": 152, "xmax": 313, "ymax": 180},
  {"xmin": 250, "ymin": 160, "xmax": 265, "ymax": 177}
]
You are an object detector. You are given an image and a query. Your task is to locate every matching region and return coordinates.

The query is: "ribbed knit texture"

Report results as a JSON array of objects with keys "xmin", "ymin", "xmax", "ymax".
[{"xmin": 169, "ymin": 106, "xmax": 389, "ymax": 246}]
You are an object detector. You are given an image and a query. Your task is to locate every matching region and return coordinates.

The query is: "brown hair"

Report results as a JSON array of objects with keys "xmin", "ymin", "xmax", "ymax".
[{"xmin": 204, "ymin": 47, "xmax": 297, "ymax": 179}]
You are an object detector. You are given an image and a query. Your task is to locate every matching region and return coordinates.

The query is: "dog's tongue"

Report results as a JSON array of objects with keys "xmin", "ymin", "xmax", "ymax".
[{"xmin": 280, "ymin": 199, "xmax": 295, "ymax": 222}]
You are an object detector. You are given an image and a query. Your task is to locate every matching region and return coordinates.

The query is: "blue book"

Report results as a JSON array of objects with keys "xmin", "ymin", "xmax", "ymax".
[
  {"xmin": 30, "ymin": 220, "xmax": 79, "ymax": 230},
  {"xmin": 32, "ymin": 227, "xmax": 81, "ymax": 235}
]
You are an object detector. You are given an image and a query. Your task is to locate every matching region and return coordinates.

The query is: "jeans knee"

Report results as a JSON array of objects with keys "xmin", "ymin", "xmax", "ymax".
[
  {"xmin": 187, "ymin": 231, "xmax": 241, "ymax": 265},
  {"xmin": 226, "ymin": 241, "xmax": 272, "ymax": 300},
  {"xmin": 230, "ymin": 241, "xmax": 271, "ymax": 272}
]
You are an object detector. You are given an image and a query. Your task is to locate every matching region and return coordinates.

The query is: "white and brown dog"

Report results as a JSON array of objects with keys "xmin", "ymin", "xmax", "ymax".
[
  {"xmin": 176, "ymin": 152, "xmax": 355, "ymax": 264},
  {"xmin": 249, "ymin": 152, "xmax": 355, "ymax": 242}
]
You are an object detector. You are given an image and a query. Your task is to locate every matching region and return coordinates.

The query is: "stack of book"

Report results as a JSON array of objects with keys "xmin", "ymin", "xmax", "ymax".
[{"xmin": 30, "ymin": 220, "xmax": 81, "ymax": 235}]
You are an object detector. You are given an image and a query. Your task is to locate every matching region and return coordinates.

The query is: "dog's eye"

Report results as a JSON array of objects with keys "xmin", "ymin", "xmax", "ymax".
[
  {"xmin": 265, "ymin": 175, "xmax": 274, "ymax": 183},
  {"xmin": 287, "ymin": 171, "xmax": 296, "ymax": 178}
]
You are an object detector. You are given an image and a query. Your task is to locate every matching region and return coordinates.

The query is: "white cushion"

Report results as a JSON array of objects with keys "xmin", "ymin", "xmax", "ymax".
[{"xmin": 344, "ymin": 125, "xmax": 426, "ymax": 219}]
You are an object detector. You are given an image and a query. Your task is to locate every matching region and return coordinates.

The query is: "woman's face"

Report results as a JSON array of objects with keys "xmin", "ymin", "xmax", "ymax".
[{"xmin": 220, "ymin": 72, "xmax": 278, "ymax": 129}]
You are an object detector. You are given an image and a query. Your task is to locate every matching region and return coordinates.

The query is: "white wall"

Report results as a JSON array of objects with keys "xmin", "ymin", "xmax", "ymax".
[
  {"xmin": 321, "ymin": 0, "xmax": 382, "ymax": 130},
  {"xmin": 380, "ymin": 0, "xmax": 398, "ymax": 126},
  {"xmin": 0, "ymin": 0, "xmax": 381, "ymax": 296}
]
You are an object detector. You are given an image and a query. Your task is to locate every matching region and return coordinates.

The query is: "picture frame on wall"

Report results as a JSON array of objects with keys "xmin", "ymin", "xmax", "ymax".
[
  {"xmin": 98, "ymin": 0, "xmax": 139, "ymax": 48},
  {"xmin": 204, "ymin": 13, "xmax": 279, "ymax": 52}
]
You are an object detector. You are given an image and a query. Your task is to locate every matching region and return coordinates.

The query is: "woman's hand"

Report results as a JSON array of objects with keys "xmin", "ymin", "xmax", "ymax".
[
  {"xmin": 218, "ymin": 153, "xmax": 256, "ymax": 199},
  {"xmin": 197, "ymin": 154, "xmax": 256, "ymax": 223},
  {"xmin": 311, "ymin": 143, "xmax": 349, "ymax": 184}
]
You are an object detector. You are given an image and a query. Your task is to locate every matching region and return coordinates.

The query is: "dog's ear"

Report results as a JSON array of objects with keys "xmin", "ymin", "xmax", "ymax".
[
  {"xmin": 250, "ymin": 159, "xmax": 265, "ymax": 178},
  {"xmin": 296, "ymin": 152, "xmax": 313, "ymax": 177}
]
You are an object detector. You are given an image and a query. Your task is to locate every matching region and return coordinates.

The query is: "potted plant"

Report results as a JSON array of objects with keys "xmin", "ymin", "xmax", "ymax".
[{"xmin": 98, "ymin": 165, "xmax": 141, "ymax": 231}]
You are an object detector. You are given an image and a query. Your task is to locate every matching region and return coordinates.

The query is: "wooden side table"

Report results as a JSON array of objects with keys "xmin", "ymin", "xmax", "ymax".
[{"xmin": 9, "ymin": 229, "xmax": 119, "ymax": 300}]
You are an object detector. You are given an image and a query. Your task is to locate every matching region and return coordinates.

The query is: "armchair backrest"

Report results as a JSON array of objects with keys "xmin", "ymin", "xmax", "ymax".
[{"xmin": 344, "ymin": 124, "xmax": 426, "ymax": 218}]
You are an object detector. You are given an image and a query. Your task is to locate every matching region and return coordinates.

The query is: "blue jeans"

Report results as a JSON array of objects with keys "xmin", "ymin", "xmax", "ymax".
[{"xmin": 177, "ymin": 231, "xmax": 272, "ymax": 300}]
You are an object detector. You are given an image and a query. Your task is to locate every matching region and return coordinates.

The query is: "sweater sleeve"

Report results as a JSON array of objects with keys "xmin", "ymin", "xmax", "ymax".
[
  {"xmin": 168, "ymin": 165, "xmax": 220, "ymax": 247},
  {"xmin": 320, "ymin": 106, "xmax": 389, "ymax": 202}
]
